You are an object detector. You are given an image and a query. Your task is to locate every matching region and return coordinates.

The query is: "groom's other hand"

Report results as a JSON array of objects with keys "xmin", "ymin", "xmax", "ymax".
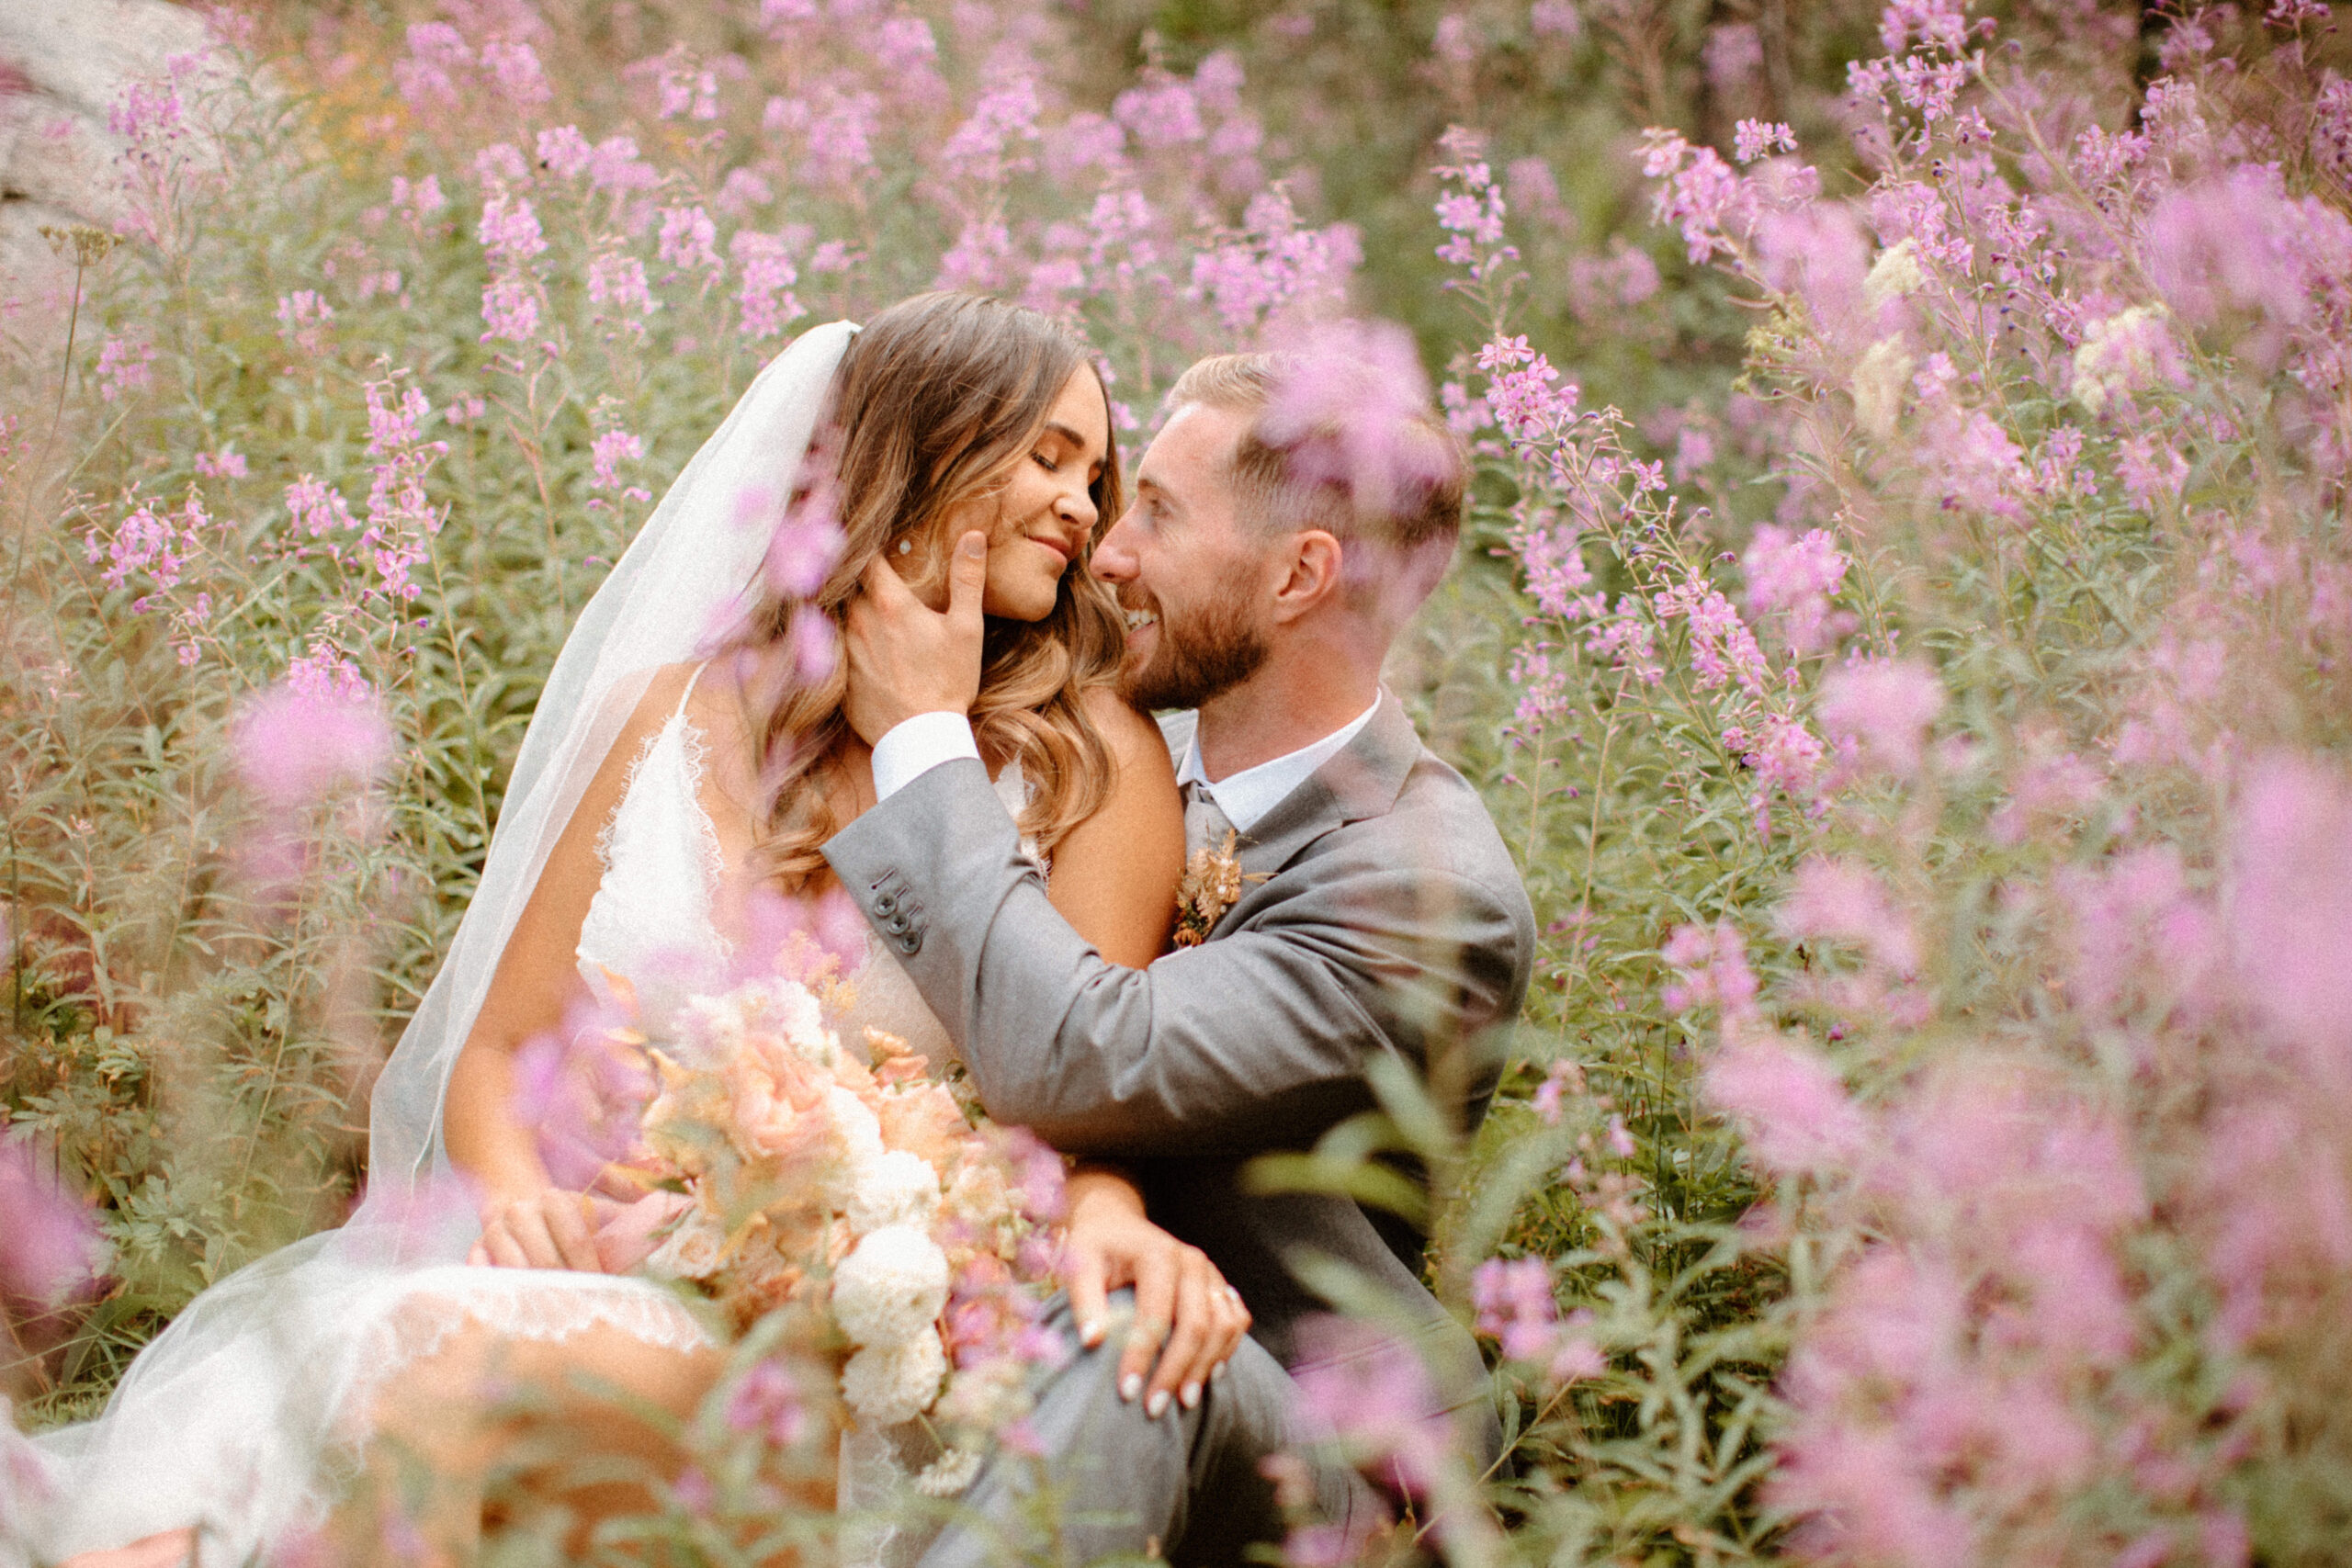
[
  {"xmin": 842, "ymin": 528, "xmax": 989, "ymax": 744},
  {"xmin": 1063, "ymin": 1166, "xmax": 1252, "ymax": 1419}
]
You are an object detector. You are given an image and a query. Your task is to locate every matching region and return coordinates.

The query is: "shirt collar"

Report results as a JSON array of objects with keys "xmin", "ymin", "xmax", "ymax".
[{"xmin": 1174, "ymin": 692, "xmax": 1383, "ymax": 833}]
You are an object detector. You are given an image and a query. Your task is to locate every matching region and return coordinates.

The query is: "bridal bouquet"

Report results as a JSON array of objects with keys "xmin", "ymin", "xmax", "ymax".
[{"xmin": 577, "ymin": 948, "xmax": 1067, "ymax": 1492}]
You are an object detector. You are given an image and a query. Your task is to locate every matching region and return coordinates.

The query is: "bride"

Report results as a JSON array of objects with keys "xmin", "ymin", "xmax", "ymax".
[{"xmin": 27, "ymin": 293, "xmax": 1249, "ymax": 1564}]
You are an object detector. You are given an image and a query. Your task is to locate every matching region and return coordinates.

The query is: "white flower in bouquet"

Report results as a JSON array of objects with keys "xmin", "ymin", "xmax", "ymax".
[
  {"xmin": 840, "ymin": 1326, "xmax": 947, "ymax": 1425},
  {"xmin": 827, "ymin": 1085, "xmax": 886, "ymax": 1167},
  {"xmin": 831, "ymin": 1223, "xmax": 950, "ymax": 1347},
  {"xmin": 767, "ymin": 979, "xmax": 835, "ymax": 1062},
  {"xmin": 821, "ymin": 1086, "xmax": 888, "ymax": 1207},
  {"xmin": 942, "ymin": 1156, "xmax": 1016, "ymax": 1235},
  {"xmin": 679, "ymin": 986, "xmax": 759, "ymax": 1058},
  {"xmin": 846, "ymin": 1148, "xmax": 942, "ymax": 1235},
  {"xmin": 644, "ymin": 1206, "xmax": 730, "ymax": 1280}
]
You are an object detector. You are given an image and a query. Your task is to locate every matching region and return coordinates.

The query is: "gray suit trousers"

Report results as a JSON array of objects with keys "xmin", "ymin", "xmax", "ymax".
[{"xmin": 913, "ymin": 1292, "xmax": 1373, "ymax": 1568}]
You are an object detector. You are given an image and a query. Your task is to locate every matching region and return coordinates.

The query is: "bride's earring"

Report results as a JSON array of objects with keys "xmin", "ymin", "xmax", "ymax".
[{"xmin": 896, "ymin": 539, "xmax": 912, "ymax": 556}]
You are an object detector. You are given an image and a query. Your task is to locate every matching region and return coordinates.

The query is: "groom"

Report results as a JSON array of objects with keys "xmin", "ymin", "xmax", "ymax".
[{"xmin": 831, "ymin": 350, "xmax": 1534, "ymax": 1562}]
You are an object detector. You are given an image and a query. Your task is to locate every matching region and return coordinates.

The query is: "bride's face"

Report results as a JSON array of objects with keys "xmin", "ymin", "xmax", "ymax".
[{"xmin": 943, "ymin": 366, "xmax": 1110, "ymax": 623}]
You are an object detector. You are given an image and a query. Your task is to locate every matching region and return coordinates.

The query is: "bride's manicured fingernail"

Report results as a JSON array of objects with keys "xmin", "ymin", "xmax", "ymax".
[
  {"xmin": 1146, "ymin": 1389, "xmax": 1170, "ymax": 1419},
  {"xmin": 1211, "ymin": 1360, "xmax": 1229, "ymax": 1382},
  {"xmin": 1119, "ymin": 1372, "xmax": 1143, "ymax": 1403},
  {"xmin": 1080, "ymin": 1318, "xmax": 1103, "ymax": 1347},
  {"xmin": 1181, "ymin": 1382, "xmax": 1201, "ymax": 1410}
]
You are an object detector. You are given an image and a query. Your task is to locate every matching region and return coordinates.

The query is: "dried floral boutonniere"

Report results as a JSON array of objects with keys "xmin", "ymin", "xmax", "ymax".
[{"xmin": 1171, "ymin": 829, "xmax": 1266, "ymax": 947}]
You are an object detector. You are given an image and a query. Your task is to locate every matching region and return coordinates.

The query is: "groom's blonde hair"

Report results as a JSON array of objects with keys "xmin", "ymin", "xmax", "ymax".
[{"xmin": 1164, "ymin": 352, "xmax": 1464, "ymax": 621}]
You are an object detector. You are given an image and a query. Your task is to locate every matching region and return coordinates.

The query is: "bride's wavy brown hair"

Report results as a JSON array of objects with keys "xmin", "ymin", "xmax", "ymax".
[{"xmin": 717, "ymin": 292, "xmax": 1129, "ymax": 891}]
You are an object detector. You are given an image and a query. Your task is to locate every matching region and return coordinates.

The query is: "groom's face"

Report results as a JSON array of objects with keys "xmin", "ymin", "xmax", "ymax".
[{"xmin": 1094, "ymin": 402, "xmax": 1275, "ymax": 711}]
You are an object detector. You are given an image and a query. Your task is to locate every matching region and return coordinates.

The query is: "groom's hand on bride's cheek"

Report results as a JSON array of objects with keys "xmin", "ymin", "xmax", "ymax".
[
  {"xmin": 842, "ymin": 531, "xmax": 988, "ymax": 744},
  {"xmin": 470, "ymin": 1185, "xmax": 604, "ymax": 1272}
]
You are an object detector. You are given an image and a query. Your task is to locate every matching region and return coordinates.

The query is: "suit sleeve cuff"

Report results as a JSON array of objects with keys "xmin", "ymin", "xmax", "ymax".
[{"xmin": 871, "ymin": 711, "xmax": 980, "ymax": 802}]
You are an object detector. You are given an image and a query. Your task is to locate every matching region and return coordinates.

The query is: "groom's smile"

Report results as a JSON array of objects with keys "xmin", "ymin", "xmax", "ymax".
[{"xmin": 1094, "ymin": 403, "xmax": 1276, "ymax": 711}]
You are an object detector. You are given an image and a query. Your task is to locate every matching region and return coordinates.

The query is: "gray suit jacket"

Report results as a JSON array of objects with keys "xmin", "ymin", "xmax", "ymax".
[{"xmin": 824, "ymin": 693, "xmax": 1534, "ymax": 1434}]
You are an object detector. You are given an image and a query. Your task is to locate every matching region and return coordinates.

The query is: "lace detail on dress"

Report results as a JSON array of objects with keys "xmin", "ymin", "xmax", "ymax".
[
  {"xmin": 340, "ymin": 1269, "xmax": 715, "ymax": 1437},
  {"xmin": 577, "ymin": 668, "xmax": 733, "ymax": 1016}
]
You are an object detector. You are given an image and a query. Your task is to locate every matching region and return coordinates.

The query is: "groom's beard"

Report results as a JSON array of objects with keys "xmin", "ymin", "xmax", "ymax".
[{"xmin": 1117, "ymin": 582, "xmax": 1270, "ymax": 712}]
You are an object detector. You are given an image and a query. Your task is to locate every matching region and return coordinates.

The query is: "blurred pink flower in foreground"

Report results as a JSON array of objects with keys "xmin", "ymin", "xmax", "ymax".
[
  {"xmin": 1290, "ymin": 1314, "xmax": 1452, "ymax": 1496},
  {"xmin": 1818, "ymin": 658, "xmax": 1944, "ymax": 780},
  {"xmin": 232, "ymin": 681, "xmax": 394, "ymax": 809},
  {"xmin": 1260, "ymin": 319, "xmax": 1456, "ymax": 524},
  {"xmin": 0, "ymin": 1141, "xmax": 106, "ymax": 1314},
  {"xmin": 2225, "ymin": 754, "xmax": 2352, "ymax": 1070},
  {"xmin": 1702, "ymin": 1032, "xmax": 1867, "ymax": 1177}
]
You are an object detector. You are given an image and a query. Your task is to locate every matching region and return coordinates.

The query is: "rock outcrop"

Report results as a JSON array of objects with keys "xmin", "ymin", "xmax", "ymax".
[{"xmin": 0, "ymin": 0, "xmax": 206, "ymax": 346}]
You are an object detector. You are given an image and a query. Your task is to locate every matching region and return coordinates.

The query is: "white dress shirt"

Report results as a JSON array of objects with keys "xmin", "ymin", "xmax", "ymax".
[
  {"xmin": 1170, "ymin": 694, "xmax": 1378, "ymax": 832},
  {"xmin": 870, "ymin": 693, "xmax": 1382, "ymax": 831}
]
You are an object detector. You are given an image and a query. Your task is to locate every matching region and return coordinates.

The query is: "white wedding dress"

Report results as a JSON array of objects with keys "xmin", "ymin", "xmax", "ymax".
[
  {"xmin": 13, "ymin": 322, "xmax": 1011, "ymax": 1568},
  {"xmin": 23, "ymin": 665, "xmax": 1031, "ymax": 1562}
]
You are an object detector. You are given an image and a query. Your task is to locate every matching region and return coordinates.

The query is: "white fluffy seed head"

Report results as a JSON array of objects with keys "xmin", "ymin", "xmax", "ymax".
[
  {"xmin": 831, "ymin": 1223, "xmax": 950, "ymax": 1347},
  {"xmin": 846, "ymin": 1148, "xmax": 942, "ymax": 1235},
  {"xmin": 841, "ymin": 1328, "xmax": 948, "ymax": 1425}
]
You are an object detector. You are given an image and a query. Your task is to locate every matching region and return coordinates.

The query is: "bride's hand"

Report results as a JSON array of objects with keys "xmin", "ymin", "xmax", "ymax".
[
  {"xmin": 470, "ymin": 1183, "xmax": 605, "ymax": 1271},
  {"xmin": 1061, "ymin": 1166, "xmax": 1251, "ymax": 1419}
]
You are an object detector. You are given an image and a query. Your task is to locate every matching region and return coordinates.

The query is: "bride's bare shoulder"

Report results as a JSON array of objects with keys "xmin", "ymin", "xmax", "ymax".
[{"xmin": 675, "ymin": 657, "xmax": 765, "ymax": 810}]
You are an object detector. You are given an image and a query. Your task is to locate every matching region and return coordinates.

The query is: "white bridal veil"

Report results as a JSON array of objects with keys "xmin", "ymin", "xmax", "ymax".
[{"xmin": 19, "ymin": 321, "xmax": 859, "ymax": 1562}]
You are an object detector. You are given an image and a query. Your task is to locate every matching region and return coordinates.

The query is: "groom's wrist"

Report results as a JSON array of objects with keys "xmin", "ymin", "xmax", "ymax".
[{"xmin": 870, "ymin": 710, "xmax": 980, "ymax": 802}]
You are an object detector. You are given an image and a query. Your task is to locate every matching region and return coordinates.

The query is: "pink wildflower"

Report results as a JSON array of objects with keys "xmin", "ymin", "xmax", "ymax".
[
  {"xmin": 1471, "ymin": 1257, "xmax": 1559, "ymax": 1360},
  {"xmin": 590, "ymin": 429, "xmax": 645, "ymax": 492},
  {"xmin": 730, "ymin": 231, "xmax": 804, "ymax": 342},
  {"xmin": 284, "ymin": 476, "xmax": 356, "ymax": 538},
  {"xmin": 1259, "ymin": 319, "xmax": 1454, "ymax": 524},
  {"xmin": 587, "ymin": 252, "xmax": 657, "ymax": 321},
  {"xmin": 95, "ymin": 335, "xmax": 155, "ymax": 401},
  {"xmin": 656, "ymin": 206, "xmax": 721, "ymax": 276},
  {"xmin": 480, "ymin": 40, "xmax": 550, "ymax": 106},
  {"xmin": 726, "ymin": 1358, "xmax": 813, "ymax": 1447},
  {"xmin": 1779, "ymin": 856, "xmax": 1918, "ymax": 975},
  {"xmin": 1290, "ymin": 1315, "xmax": 1453, "ymax": 1496},
  {"xmin": 1702, "ymin": 1032, "xmax": 1867, "ymax": 1176},
  {"xmin": 478, "ymin": 194, "xmax": 547, "ymax": 262},
  {"xmin": 1112, "ymin": 76, "xmax": 1204, "ymax": 149},
  {"xmin": 1743, "ymin": 525, "xmax": 1849, "ymax": 654},
  {"xmin": 1530, "ymin": 1058, "xmax": 1584, "ymax": 1123},
  {"xmin": 1661, "ymin": 919, "xmax": 1761, "ymax": 1020},
  {"xmin": 2225, "ymin": 755, "xmax": 2352, "ymax": 1070},
  {"xmin": 393, "ymin": 22, "xmax": 469, "ymax": 108},
  {"xmin": 1639, "ymin": 130, "xmax": 1750, "ymax": 264},
  {"xmin": 535, "ymin": 126, "xmax": 594, "ymax": 179},
  {"xmin": 2117, "ymin": 434, "xmax": 2189, "ymax": 511},
  {"xmin": 1817, "ymin": 658, "xmax": 1944, "ymax": 779},
  {"xmin": 232, "ymin": 680, "xmax": 394, "ymax": 809},
  {"xmin": 941, "ymin": 80, "xmax": 1043, "ymax": 184},
  {"xmin": 275, "ymin": 291, "xmax": 335, "ymax": 355},
  {"xmin": 0, "ymin": 1140, "xmax": 106, "ymax": 1312},
  {"xmin": 481, "ymin": 274, "xmax": 540, "ymax": 344},
  {"xmin": 1734, "ymin": 119, "xmax": 1798, "ymax": 164},
  {"xmin": 588, "ymin": 134, "xmax": 661, "ymax": 192}
]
